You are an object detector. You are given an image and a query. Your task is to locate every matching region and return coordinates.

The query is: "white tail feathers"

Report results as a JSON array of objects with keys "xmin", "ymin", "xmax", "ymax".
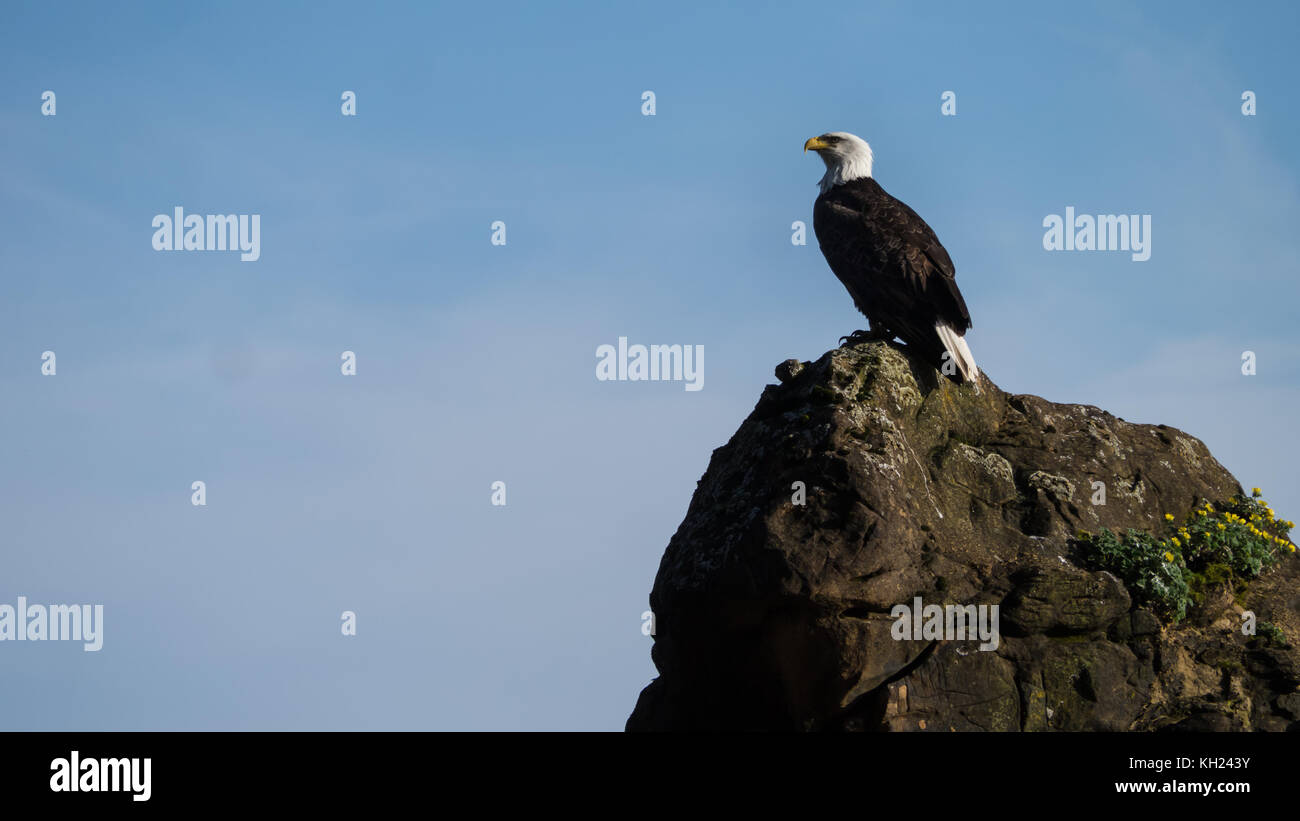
[{"xmin": 935, "ymin": 322, "xmax": 980, "ymax": 389}]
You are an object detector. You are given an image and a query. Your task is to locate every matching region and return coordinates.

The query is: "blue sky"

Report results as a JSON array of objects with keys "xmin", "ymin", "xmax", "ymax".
[{"xmin": 2, "ymin": 0, "xmax": 1297, "ymax": 729}]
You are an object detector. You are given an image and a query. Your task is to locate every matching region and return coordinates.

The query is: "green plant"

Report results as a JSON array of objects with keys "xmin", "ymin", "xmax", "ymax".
[
  {"xmin": 1180, "ymin": 491, "xmax": 1295, "ymax": 574},
  {"xmin": 1076, "ymin": 488, "xmax": 1296, "ymax": 623},
  {"xmin": 1077, "ymin": 527, "xmax": 1191, "ymax": 620},
  {"xmin": 1256, "ymin": 621, "xmax": 1288, "ymax": 648}
]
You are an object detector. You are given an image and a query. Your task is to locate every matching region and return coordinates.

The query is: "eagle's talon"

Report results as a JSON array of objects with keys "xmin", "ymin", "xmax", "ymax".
[{"xmin": 839, "ymin": 329, "xmax": 890, "ymax": 346}]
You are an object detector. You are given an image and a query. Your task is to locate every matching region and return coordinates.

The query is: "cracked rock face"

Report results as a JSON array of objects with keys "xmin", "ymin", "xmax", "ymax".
[{"xmin": 626, "ymin": 341, "xmax": 1300, "ymax": 731}]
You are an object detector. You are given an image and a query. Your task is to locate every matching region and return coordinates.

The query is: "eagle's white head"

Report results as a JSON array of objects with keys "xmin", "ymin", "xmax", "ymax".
[{"xmin": 804, "ymin": 131, "xmax": 873, "ymax": 193}]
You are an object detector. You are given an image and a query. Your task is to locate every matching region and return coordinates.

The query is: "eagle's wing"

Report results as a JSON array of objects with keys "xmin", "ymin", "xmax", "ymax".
[
  {"xmin": 815, "ymin": 180, "xmax": 971, "ymax": 334},
  {"xmin": 887, "ymin": 195, "xmax": 971, "ymax": 331}
]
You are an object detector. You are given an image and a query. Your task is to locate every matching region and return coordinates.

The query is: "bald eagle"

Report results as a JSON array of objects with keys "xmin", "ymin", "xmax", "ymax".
[{"xmin": 804, "ymin": 132, "xmax": 978, "ymax": 386}]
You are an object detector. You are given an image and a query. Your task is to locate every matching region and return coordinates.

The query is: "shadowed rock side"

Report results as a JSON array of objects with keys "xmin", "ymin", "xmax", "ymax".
[{"xmin": 627, "ymin": 341, "xmax": 1300, "ymax": 731}]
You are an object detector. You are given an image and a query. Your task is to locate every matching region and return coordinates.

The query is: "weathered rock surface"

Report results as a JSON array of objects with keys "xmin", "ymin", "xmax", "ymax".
[{"xmin": 627, "ymin": 341, "xmax": 1300, "ymax": 731}]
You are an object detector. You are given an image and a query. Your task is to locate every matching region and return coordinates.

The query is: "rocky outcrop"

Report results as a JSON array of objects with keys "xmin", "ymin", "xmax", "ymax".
[{"xmin": 627, "ymin": 341, "xmax": 1300, "ymax": 731}]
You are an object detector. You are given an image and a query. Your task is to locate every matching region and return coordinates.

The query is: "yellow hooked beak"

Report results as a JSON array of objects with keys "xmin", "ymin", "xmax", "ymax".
[{"xmin": 804, "ymin": 136, "xmax": 830, "ymax": 153}]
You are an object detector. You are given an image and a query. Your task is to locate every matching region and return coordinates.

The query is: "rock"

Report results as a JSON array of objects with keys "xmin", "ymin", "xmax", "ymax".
[
  {"xmin": 627, "ymin": 341, "xmax": 1300, "ymax": 731},
  {"xmin": 775, "ymin": 359, "xmax": 805, "ymax": 384},
  {"xmin": 1132, "ymin": 609, "xmax": 1162, "ymax": 636},
  {"xmin": 1275, "ymin": 693, "xmax": 1300, "ymax": 719},
  {"xmin": 1001, "ymin": 566, "xmax": 1130, "ymax": 636}
]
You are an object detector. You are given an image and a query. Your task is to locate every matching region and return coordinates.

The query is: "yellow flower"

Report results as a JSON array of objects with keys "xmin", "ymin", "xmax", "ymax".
[
  {"xmin": 1252, "ymin": 487, "xmax": 1262, "ymax": 496},
  {"xmin": 1171, "ymin": 537, "xmax": 1181, "ymax": 547},
  {"xmin": 1163, "ymin": 551, "xmax": 1174, "ymax": 562},
  {"xmin": 1164, "ymin": 513, "xmax": 1174, "ymax": 521},
  {"xmin": 1217, "ymin": 523, "xmax": 1226, "ymax": 531}
]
